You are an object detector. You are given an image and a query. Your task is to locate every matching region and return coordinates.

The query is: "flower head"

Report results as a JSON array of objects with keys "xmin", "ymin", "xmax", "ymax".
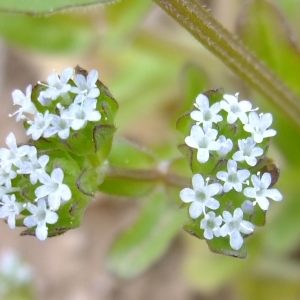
[
  {"xmin": 216, "ymin": 135, "xmax": 233, "ymax": 157},
  {"xmin": 71, "ymin": 69, "xmax": 100, "ymax": 103},
  {"xmin": 23, "ymin": 198, "xmax": 58, "ymax": 241},
  {"xmin": 220, "ymin": 208, "xmax": 254, "ymax": 250},
  {"xmin": 217, "ymin": 159, "xmax": 250, "ymax": 192},
  {"xmin": 200, "ymin": 211, "xmax": 222, "ymax": 239},
  {"xmin": 10, "ymin": 85, "xmax": 37, "ymax": 121},
  {"xmin": 38, "ymin": 67, "xmax": 73, "ymax": 104},
  {"xmin": 243, "ymin": 172, "xmax": 282, "ymax": 210},
  {"xmin": 0, "ymin": 133, "xmax": 30, "ymax": 171},
  {"xmin": 26, "ymin": 111, "xmax": 52, "ymax": 140},
  {"xmin": 190, "ymin": 94, "xmax": 223, "ymax": 129},
  {"xmin": 180, "ymin": 174, "xmax": 220, "ymax": 219},
  {"xmin": 43, "ymin": 114, "xmax": 72, "ymax": 140},
  {"xmin": 0, "ymin": 194, "xmax": 24, "ymax": 229},
  {"xmin": 243, "ymin": 112, "xmax": 276, "ymax": 143},
  {"xmin": 0, "ymin": 168, "xmax": 17, "ymax": 188},
  {"xmin": 34, "ymin": 168, "xmax": 72, "ymax": 210},
  {"xmin": 60, "ymin": 98, "xmax": 101, "ymax": 131},
  {"xmin": 232, "ymin": 137, "xmax": 264, "ymax": 166},
  {"xmin": 221, "ymin": 93, "xmax": 252, "ymax": 124},
  {"xmin": 17, "ymin": 146, "xmax": 49, "ymax": 185},
  {"xmin": 185, "ymin": 125, "xmax": 221, "ymax": 163}
]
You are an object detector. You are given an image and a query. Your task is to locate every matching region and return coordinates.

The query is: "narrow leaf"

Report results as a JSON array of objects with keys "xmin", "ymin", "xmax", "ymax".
[
  {"xmin": 106, "ymin": 190, "xmax": 185, "ymax": 278},
  {"xmin": 237, "ymin": 0, "xmax": 300, "ymax": 97}
]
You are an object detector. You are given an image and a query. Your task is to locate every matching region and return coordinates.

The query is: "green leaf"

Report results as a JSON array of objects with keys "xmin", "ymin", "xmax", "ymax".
[
  {"xmin": 182, "ymin": 233, "xmax": 259, "ymax": 292},
  {"xmin": 0, "ymin": 13, "xmax": 93, "ymax": 53},
  {"xmin": 264, "ymin": 168, "xmax": 300, "ymax": 255},
  {"xmin": 105, "ymin": 0, "xmax": 152, "ymax": 46},
  {"xmin": 0, "ymin": 0, "xmax": 115, "ymax": 14},
  {"xmin": 237, "ymin": 0, "xmax": 300, "ymax": 97},
  {"xmin": 106, "ymin": 190, "xmax": 185, "ymax": 278}
]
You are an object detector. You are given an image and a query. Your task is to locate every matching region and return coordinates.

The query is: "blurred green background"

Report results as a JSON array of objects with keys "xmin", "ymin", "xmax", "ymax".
[{"xmin": 0, "ymin": 0, "xmax": 300, "ymax": 299}]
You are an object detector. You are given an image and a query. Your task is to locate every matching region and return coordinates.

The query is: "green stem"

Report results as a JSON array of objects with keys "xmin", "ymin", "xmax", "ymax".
[
  {"xmin": 152, "ymin": 0, "xmax": 300, "ymax": 128},
  {"xmin": 103, "ymin": 164, "xmax": 190, "ymax": 188}
]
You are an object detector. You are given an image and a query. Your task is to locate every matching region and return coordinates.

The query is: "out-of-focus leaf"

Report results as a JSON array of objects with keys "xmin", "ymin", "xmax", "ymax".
[
  {"xmin": 106, "ymin": 190, "xmax": 185, "ymax": 278},
  {"xmin": 105, "ymin": 0, "xmax": 151, "ymax": 46},
  {"xmin": 237, "ymin": 271, "xmax": 300, "ymax": 300},
  {"xmin": 182, "ymin": 233, "xmax": 259, "ymax": 292},
  {"xmin": 272, "ymin": 0, "xmax": 300, "ymax": 22},
  {"xmin": 237, "ymin": 0, "xmax": 300, "ymax": 97},
  {"xmin": 0, "ymin": 0, "xmax": 115, "ymax": 14},
  {"xmin": 178, "ymin": 62, "xmax": 210, "ymax": 115},
  {"xmin": 0, "ymin": 13, "xmax": 93, "ymax": 53},
  {"xmin": 264, "ymin": 168, "xmax": 300, "ymax": 255}
]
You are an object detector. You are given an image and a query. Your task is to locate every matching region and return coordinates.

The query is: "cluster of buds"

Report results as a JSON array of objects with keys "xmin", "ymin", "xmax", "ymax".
[
  {"xmin": 0, "ymin": 67, "xmax": 118, "ymax": 240},
  {"xmin": 178, "ymin": 90, "xmax": 282, "ymax": 251}
]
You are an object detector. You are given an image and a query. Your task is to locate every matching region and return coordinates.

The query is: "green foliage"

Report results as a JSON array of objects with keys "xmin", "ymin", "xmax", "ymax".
[
  {"xmin": 106, "ymin": 190, "xmax": 186, "ymax": 278},
  {"xmin": 1, "ymin": 0, "xmax": 300, "ymax": 297},
  {"xmin": 0, "ymin": 0, "xmax": 115, "ymax": 14},
  {"xmin": 0, "ymin": 13, "xmax": 94, "ymax": 53},
  {"xmin": 237, "ymin": 0, "xmax": 300, "ymax": 97}
]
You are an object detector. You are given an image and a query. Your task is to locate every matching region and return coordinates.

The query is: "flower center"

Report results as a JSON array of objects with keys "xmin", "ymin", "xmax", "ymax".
[
  {"xmin": 228, "ymin": 173, "xmax": 238, "ymax": 183},
  {"xmin": 75, "ymin": 110, "xmax": 86, "ymax": 120},
  {"xmin": 196, "ymin": 190, "xmax": 207, "ymax": 202},
  {"xmin": 203, "ymin": 110, "xmax": 212, "ymax": 121},
  {"xmin": 230, "ymin": 104, "xmax": 240, "ymax": 114}
]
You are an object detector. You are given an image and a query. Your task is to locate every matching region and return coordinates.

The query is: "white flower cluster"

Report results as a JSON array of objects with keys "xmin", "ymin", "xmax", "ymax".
[
  {"xmin": 0, "ymin": 67, "xmax": 99, "ymax": 241},
  {"xmin": 180, "ymin": 93, "xmax": 283, "ymax": 250},
  {"xmin": 0, "ymin": 132, "xmax": 71, "ymax": 240},
  {"xmin": 10, "ymin": 67, "xmax": 101, "ymax": 140}
]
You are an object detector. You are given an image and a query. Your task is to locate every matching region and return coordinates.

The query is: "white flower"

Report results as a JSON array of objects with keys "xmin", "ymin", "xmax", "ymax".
[
  {"xmin": 38, "ymin": 67, "xmax": 73, "ymax": 105},
  {"xmin": 190, "ymin": 94, "xmax": 223, "ymax": 129},
  {"xmin": 180, "ymin": 174, "xmax": 220, "ymax": 219},
  {"xmin": 0, "ymin": 133, "xmax": 30, "ymax": 170},
  {"xmin": 0, "ymin": 168, "xmax": 17, "ymax": 188},
  {"xmin": 200, "ymin": 211, "xmax": 223, "ymax": 239},
  {"xmin": 71, "ymin": 69, "xmax": 100, "ymax": 103},
  {"xmin": 10, "ymin": 85, "xmax": 37, "ymax": 121},
  {"xmin": 216, "ymin": 135, "xmax": 233, "ymax": 157},
  {"xmin": 220, "ymin": 208, "xmax": 254, "ymax": 250},
  {"xmin": 34, "ymin": 168, "xmax": 71, "ymax": 210},
  {"xmin": 220, "ymin": 93, "xmax": 252, "ymax": 124},
  {"xmin": 232, "ymin": 137, "xmax": 263, "ymax": 166},
  {"xmin": 185, "ymin": 125, "xmax": 221, "ymax": 163},
  {"xmin": 17, "ymin": 146, "xmax": 49, "ymax": 185},
  {"xmin": 26, "ymin": 111, "xmax": 53, "ymax": 140},
  {"xmin": 243, "ymin": 172, "xmax": 283, "ymax": 210},
  {"xmin": 43, "ymin": 114, "xmax": 72, "ymax": 139},
  {"xmin": 0, "ymin": 249, "xmax": 32, "ymax": 285},
  {"xmin": 241, "ymin": 200, "xmax": 254, "ymax": 213},
  {"xmin": 61, "ymin": 98, "xmax": 101, "ymax": 130},
  {"xmin": 217, "ymin": 159, "xmax": 250, "ymax": 192},
  {"xmin": 23, "ymin": 198, "xmax": 58, "ymax": 241},
  {"xmin": 0, "ymin": 194, "xmax": 24, "ymax": 229},
  {"xmin": 243, "ymin": 112, "xmax": 276, "ymax": 143}
]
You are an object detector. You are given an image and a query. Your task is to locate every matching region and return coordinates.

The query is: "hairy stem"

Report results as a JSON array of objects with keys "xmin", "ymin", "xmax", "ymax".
[{"xmin": 153, "ymin": 0, "xmax": 300, "ymax": 128}]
